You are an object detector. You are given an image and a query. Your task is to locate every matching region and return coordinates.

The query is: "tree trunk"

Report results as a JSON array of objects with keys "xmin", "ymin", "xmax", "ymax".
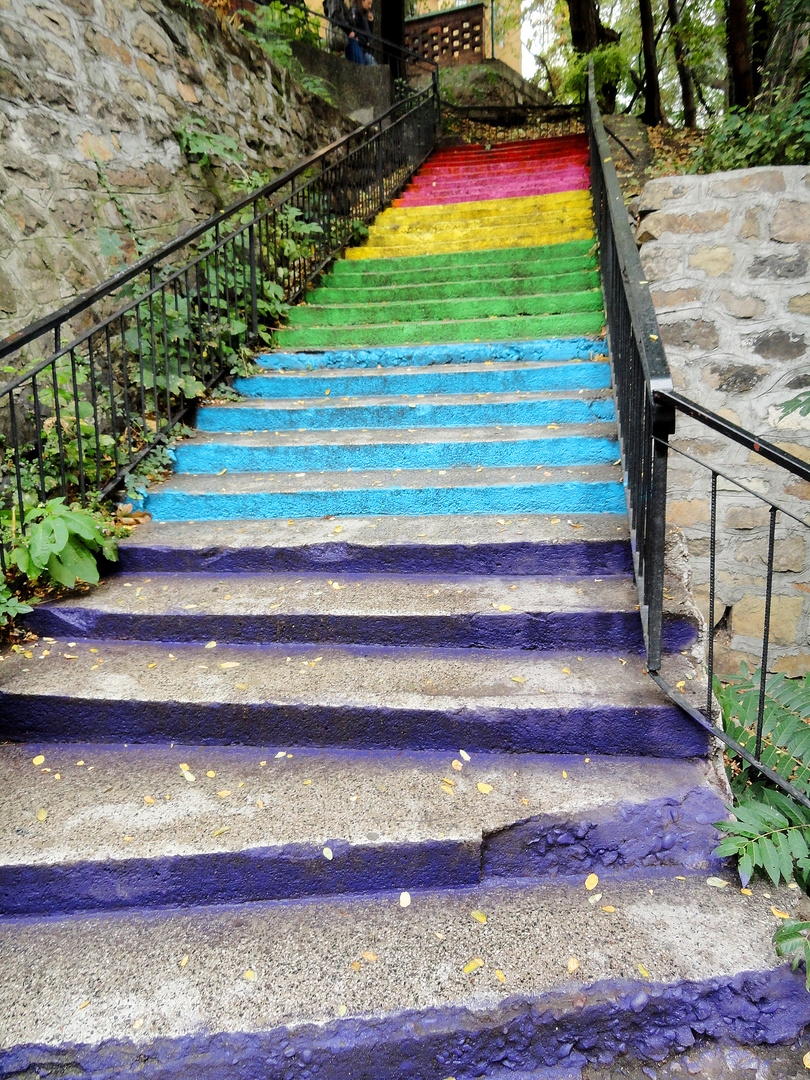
[
  {"xmin": 726, "ymin": 0, "xmax": 754, "ymax": 107},
  {"xmin": 751, "ymin": 0, "xmax": 772, "ymax": 97},
  {"xmin": 667, "ymin": 0, "xmax": 696, "ymax": 126},
  {"xmin": 639, "ymin": 0, "xmax": 663, "ymax": 125},
  {"xmin": 567, "ymin": 0, "xmax": 620, "ymax": 53}
]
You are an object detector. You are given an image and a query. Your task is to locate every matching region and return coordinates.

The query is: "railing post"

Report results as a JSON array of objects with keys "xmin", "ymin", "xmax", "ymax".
[
  {"xmin": 249, "ymin": 220, "xmax": 258, "ymax": 339},
  {"xmin": 376, "ymin": 136, "xmax": 385, "ymax": 213},
  {"xmin": 645, "ymin": 392, "xmax": 676, "ymax": 672}
]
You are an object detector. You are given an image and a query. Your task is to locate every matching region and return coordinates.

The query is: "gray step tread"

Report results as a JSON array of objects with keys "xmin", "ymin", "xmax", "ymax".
[
  {"xmin": 0, "ymin": 639, "xmax": 692, "ymax": 710},
  {"xmin": 151, "ymin": 464, "xmax": 622, "ymax": 495},
  {"xmin": 0, "ymin": 743, "xmax": 716, "ymax": 866},
  {"xmin": 118, "ymin": 514, "xmax": 631, "ymax": 554},
  {"xmin": 29, "ymin": 572, "xmax": 639, "ymax": 618},
  {"xmin": 182, "ymin": 423, "xmax": 616, "ymax": 448},
  {"xmin": 0, "ymin": 873, "xmax": 790, "ymax": 1052},
  {"xmin": 253, "ymin": 359, "xmax": 607, "ymax": 377}
]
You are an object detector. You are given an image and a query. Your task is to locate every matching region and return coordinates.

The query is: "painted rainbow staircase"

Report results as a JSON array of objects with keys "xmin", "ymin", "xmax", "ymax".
[{"xmin": 1, "ymin": 134, "xmax": 806, "ymax": 1079}]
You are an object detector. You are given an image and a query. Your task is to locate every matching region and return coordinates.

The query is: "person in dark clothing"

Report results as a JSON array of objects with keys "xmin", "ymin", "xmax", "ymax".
[{"xmin": 345, "ymin": 0, "xmax": 376, "ymax": 65}]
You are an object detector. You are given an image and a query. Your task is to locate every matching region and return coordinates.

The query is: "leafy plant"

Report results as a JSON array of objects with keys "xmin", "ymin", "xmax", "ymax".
[
  {"xmin": 713, "ymin": 666, "xmax": 810, "ymax": 889},
  {"xmin": 775, "ymin": 920, "xmax": 810, "ymax": 990},
  {"xmin": 0, "ymin": 582, "xmax": 34, "ymax": 626},
  {"xmin": 175, "ymin": 118, "xmax": 245, "ymax": 169},
  {"xmin": 691, "ymin": 87, "xmax": 810, "ymax": 171},
  {"xmin": 239, "ymin": 2, "xmax": 332, "ymax": 102},
  {"xmin": 4, "ymin": 498, "xmax": 119, "ymax": 589}
]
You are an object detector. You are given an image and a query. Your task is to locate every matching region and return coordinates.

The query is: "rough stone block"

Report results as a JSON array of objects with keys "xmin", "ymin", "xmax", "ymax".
[
  {"xmin": 668, "ymin": 499, "xmax": 710, "ymax": 527},
  {"xmin": 37, "ymin": 78, "xmax": 78, "ymax": 111},
  {"xmin": 104, "ymin": 167, "xmax": 152, "ymax": 189},
  {"xmin": 0, "ymin": 267, "xmax": 19, "ymax": 314},
  {"xmin": 749, "ymin": 329, "xmax": 807, "ymax": 361},
  {"xmin": 660, "ymin": 319, "xmax": 719, "ymax": 351},
  {"xmin": 636, "ymin": 178, "xmax": 691, "ymax": 214},
  {"xmin": 750, "ymin": 252, "xmax": 807, "ymax": 279},
  {"xmin": 786, "ymin": 479, "xmax": 810, "ymax": 501},
  {"xmin": 717, "ymin": 291, "xmax": 766, "ymax": 319},
  {"xmin": 725, "ymin": 505, "xmax": 771, "ymax": 530},
  {"xmin": 775, "ymin": 441, "xmax": 810, "ymax": 465},
  {"xmin": 135, "ymin": 56, "xmax": 158, "ymax": 84},
  {"xmin": 789, "ymin": 294, "xmax": 810, "ymax": 316},
  {"xmin": 4, "ymin": 195, "xmax": 48, "ymax": 236},
  {"xmin": 635, "ymin": 210, "xmax": 729, "ymax": 244},
  {"xmin": 691, "ymin": 583, "xmax": 728, "ymax": 628},
  {"xmin": 736, "ymin": 535, "xmax": 805, "ymax": 573},
  {"xmin": 77, "ymin": 130, "xmax": 113, "ymax": 161},
  {"xmin": 704, "ymin": 363, "xmax": 767, "ymax": 393},
  {"xmin": 53, "ymin": 194, "xmax": 95, "ymax": 232},
  {"xmin": 770, "ymin": 200, "xmax": 810, "ymax": 244},
  {"xmin": 709, "ymin": 171, "xmax": 786, "ymax": 196},
  {"xmin": 773, "ymin": 653, "xmax": 810, "ymax": 677},
  {"xmin": 0, "ymin": 23, "xmax": 34, "ymax": 58},
  {"xmin": 739, "ymin": 208, "xmax": 761, "ymax": 240},
  {"xmin": 120, "ymin": 77, "xmax": 151, "ymax": 101},
  {"xmin": 26, "ymin": 4, "xmax": 72, "ymax": 36},
  {"xmin": 42, "ymin": 40, "xmax": 75, "ymax": 76},
  {"xmin": 650, "ymin": 286, "xmax": 701, "ymax": 309},
  {"xmin": 732, "ymin": 593, "xmax": 802, "ymax": 645},
  {"xmin": 84, "ymin": 27, "xmax": 132, "ymax": 65},
  {"xmin": 132, "ymin": 22, "xmax": 171, "ymax": 65},
  {"xmin": 145, "ymin": 162, "xmax": 174, "ymax": 189},
  {"xmin": 688, "ymin": 245, "xmax": 734, "ymax": 276},
  {"xmin": 175, "ymin": 78, "xmax": 199, "ymax": 103},
  {"xmin": 61, "ymin": 0, "xmax": 93, "ymax": 15}
]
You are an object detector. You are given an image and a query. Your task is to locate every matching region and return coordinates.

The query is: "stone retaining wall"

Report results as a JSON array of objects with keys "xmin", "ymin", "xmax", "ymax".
[
  {"xmin": 0, "ymin": 0, "xmax": 352, "ymax": 354},
  {"xmin": 634, "ymin": 167, "xmax": 810, "ymax": 677}
]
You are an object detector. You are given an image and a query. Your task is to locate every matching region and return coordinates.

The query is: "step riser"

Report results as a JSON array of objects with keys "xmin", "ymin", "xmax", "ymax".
[
  {"xmin": 351, "ymin": 225, "xmax": 594, "ymax": 260},
  {"xmin": 397, "ymin": 178, "xmax": 589, "ymax": 204},
  {"xmin": 142, "ymin": 483, "xmax": 626, "ymax": 521},
  {"xmin": 0, "ymin": 788, "xmax": 722, "ymax": 918},
  {"xmin": 314, "ymin": 272, "xmax": 600, "ymax": 304},
  {"xmin": 116, "ymin": 541, "xmax": 635, "ymax": 577},
  {"xmin": 235, "ymin": 363, "xmax": 610, "ymax": 398},
  {"xmin": 285, "ymin": 292, "xmax": 604, "ymax": 329},
  {"xmin": 273, "ymin": 312, "xmax": 606, "ymax": 348},
  {"xmin": 325, "ymin": 257, "xmax": 597, "ymax": 287},
  {"xmin": 326, "ymin": 240, "xmax": 596, "ymax": 279},
  {"xmin": 0, "ymin": 695, "xmax": 710, "ymax": 757},
  {"xmin": 195, "ymin": 400, "xmax": 615, "ymax": 433},
  {"xmin": 24, "ymin": 609, "xmax": 693, "ymax": 653},
  {"xmin": 3, "ymin": 968, "xmax": 800, "ymax": 1080},
  {"xmin": 262, "ymin": 337, "xmax": 607, "ymax": 369}
]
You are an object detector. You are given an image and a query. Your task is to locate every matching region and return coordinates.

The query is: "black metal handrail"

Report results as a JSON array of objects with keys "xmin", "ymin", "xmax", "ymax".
[
  {"xmin": 585, "ymin": 62, "xmax": 810, "ymax": 806},
  {"xmin": 0, "ymin": 85, "xmax": 439, "ymax": 547}
]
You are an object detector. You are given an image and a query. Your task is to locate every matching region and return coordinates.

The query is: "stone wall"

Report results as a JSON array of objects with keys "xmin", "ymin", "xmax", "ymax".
[
  {"xmin": 0, "ymin": 0, "xmax": 353, "ymax": 353},
  {"xmin": 634, "ymin": 167, "xmax": 810, "ymax": 677}
]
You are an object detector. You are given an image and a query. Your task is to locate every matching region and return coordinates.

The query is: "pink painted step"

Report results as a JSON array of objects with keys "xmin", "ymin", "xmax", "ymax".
[{"xmin": 393, "ymin": 171, "xmax": 590, "ymax": 207}]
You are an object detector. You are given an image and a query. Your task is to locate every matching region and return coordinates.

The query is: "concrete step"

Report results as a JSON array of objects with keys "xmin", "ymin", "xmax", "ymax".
[
  {"xmin": 170, "ymin": 426, "xmax": 619, "ymax": 475},
  {"xmin": 262, "ymin": 336, "xmax": 606, "ymax": 370},
  {"xmin": 0, "ymin": 742, "xmax": 724, "ymax": 916},
  {"xmin": 236, "ymin": 359, "xmax": 611, "ymax": 397},
  {"xmin": 1, "ymin": 872, "xmax": 803, "ymax": 1080},
  {"xmin": 284, "ymin": 289, "xmax": 604, "ymax": 329},
  {"xmin": 324, "ymin": 240, "xmax": 597, "ymax": 283},
  {"xmin": 309, "ymin": 268, "xmax": 600, "ymax": 304},
  {"xmin": 272, "ymin": 311, "xmax": 605, "ymax": 348},
  {"xmin": 23, "ymin": 570, "xmax": 669, "ymax": 652},
  {"xmin": 376, "ymin": 191, "xmax": 591, "ymax": 227},
  {"xmin": 349, "ymin": 224, "xmax": 594, "ymax": 262},
  {"xmin": 193, "ymin": 390, "xmax": 615, "ymax": 429},
  {"xmin": 0, "ymin": 638, "xmax": 709, "ymax": 756},
  {"xmin": 140, "ymin": 463, "xmax": 625, "ymax": 520},
  {"xmin": 114, "ymin": 514, "xmax": 635, "ymax": 577}
]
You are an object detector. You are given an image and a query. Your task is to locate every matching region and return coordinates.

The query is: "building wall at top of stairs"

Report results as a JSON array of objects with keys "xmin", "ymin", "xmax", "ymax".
[{"xmin": 0, "ymin": 0, "xmax": 353, "ymax": 358}]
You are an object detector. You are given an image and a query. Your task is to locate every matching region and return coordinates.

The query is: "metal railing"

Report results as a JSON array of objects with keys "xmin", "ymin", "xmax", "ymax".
[
  {"xmin": 0, "ymin": 85, "xmax": 439, "ymax": 554},
  {"xmin": 585, "ymin": 64, "xmax": 810, "ymax": 806}
]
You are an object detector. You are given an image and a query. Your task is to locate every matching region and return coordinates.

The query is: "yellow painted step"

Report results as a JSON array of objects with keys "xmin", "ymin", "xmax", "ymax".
[
  {"xmin": 345, "ymin": 223, "xmax": 595, "ymax": 260},
  {"xmin": 375, "ymin": 189, "xmax": 592, "ymax": 227}
]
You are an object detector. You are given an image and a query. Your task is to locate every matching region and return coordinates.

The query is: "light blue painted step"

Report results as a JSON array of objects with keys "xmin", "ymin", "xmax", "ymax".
[
  {"xmin": 261, "ymin": 337, "xmax": 607, "ymax": 370},
  {"xmin": 195, "ymin": 397, "xmax": 616, "ymax": 433},
  {"xmin": 234, "ymin": 361, "xmax": 610, "ymax": 399},
  {"xmin": 172, "ymin": 432, "xmax": 619, "ymax": 474}
]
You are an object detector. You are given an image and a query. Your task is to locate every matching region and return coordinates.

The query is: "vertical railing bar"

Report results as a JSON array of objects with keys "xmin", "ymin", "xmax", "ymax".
[
  {"xmin": 755, "ymin": 506, "xmax": 778, "ymax": 760},
  {"xmin": 104, "ymin": 322, "xmax": 120, "ymax": 479},
  {"xmin": 70, "ymin": 346, "xmax": 87, "ymax": 506},
  {"xmin": 707, "ymin": 472, "xmax": 718, "ymax": 718}
]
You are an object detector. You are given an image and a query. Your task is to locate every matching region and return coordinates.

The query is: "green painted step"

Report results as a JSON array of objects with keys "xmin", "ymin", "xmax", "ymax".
[
  {"xmin": 326, "ymin": 239, "xmax": 597, "ymax": 281},
  {"xmin": 311, "ymin": 269, "xmax": 601, "ymax": 305},
  {"xmin": 286, "ymin": 290, "xmax": 605, "ymax": 329},
  {"xmin": 321, "ymin": 253, "xmax": 597, "ymax": 290},
  {"xmin": 274, "ymin": 311, "xmax": 606, "ymax": 349}
]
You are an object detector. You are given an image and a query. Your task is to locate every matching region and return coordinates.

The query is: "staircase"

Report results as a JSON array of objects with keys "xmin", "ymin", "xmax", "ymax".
[{"xmin": 1, "ymin": 134, "xmax": 807, "ymax": 1078}]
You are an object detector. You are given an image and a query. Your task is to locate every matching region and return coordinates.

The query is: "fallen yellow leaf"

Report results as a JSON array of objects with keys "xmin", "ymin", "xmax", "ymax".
[
  {"xmin": 220, "ymin": 662, "xmax": 240, "ymax": 669},
  {"xmin": 323, "ymin": 847, "xmax": 333, "ymax": 860},
  {"xmin": 205, "ymin": 641, "xmax": 217, "ymax": 649},
  {"xmin": 302, "ymin": 779, "xmax": 312, "ymax": 786},
  {"xmin": 212, "ymin": 826, "xmax": 230, "ymax": 837},
  {"xmin": 602, "ymin": 905, "xmax": 616, "ymax": 913},
  {"xmin": 244, "ymin": 969, "xmax": 256, "ymax": 981},
  {"xmin": 771, "ymin": 907, "xmax": 790, "ymax": 919},
  {"xmin": 32, "ymin": 754, "xmax": 45, "ymax": 766},
  {"xmin": 350, "ymin": 961, "xmax": 361, "ymax": 972},
  {"xmin": 638, "ymin": 963, "xmax": 651, "ymax": 978},
  {"xmin": 338, "ymin": 1003, "xmax": 347, "ymax": 1017},
  {"xmin": 741, "ymin": 887, "xmax": 753, "ymax": 896},
  {"xmin": 452, "ymin": 759, "xmax": 463, "ymax": 771},
  {"xmin": 562, "ymin": 667, "xmax": 571, "ymax": 674},
  {"xmin": 217, "ymin": 790, "xmax": 232, "ymax": 798},
  {"xmin": 441, "ymin": 784, "xmax": 454, "ymax": 795},
  {"xmin": 498, "ymin": 605, "xmax": 512, "ymax": 612},
  {"xmin": 471, "ymin": 910, "xmax": 487, "ymax": 924},
  {"xmin": 144, "ymin": 796, "xmax": 155, "ymax": 805},
  {"xmin": 459, "ymin": 750, "xmax": 471, "ymax": 762},
  {"xmin": 180, "ymin": 955, "xmax": 189, "ymax": 968},
  {"xmin": 78, "ymin": 1000, "xmax": 90, "ymax": 1010},
  {"xmin": 562, "ymin": 770, "xmax": 568, "ymax": 778},
  {"xmin": 495, "ymin": 969, "xmax": 506, "ymax": 983},
  {"xmin": 256, "ymin": 799, "xmax": 264, "ymax": 809},
  {"xmin": 147, "ymin": 662, "xmax": 157, "ymax": 669},
  {"xmin": 511, "ymin": 676, "xmax": 526, "ymax": 683},
  {"xmin": 36, "ymin": 808, "xmax": 47, "ymax": 822},
  {"xmin": 362, "ymin": 951, "xmax": 377, "ymax": 962},
  {"xmin": 334, "ymin": 525, "xmax": 342, "ymax": 533},
  {"xmin": 585, "ymin": 873, "xmax": 599, "ymax": 891},
  {"xmin": 207, "ymin": 770, "xmax": 216, "ymax": 778},
  {"xmin": 477, "ymin": 782, "xmax": 493, "ymax": 794},
  {"xmin": 804, "ymin": 1050, "xmax": 810, "ymax": 1069},
  {"xmin": 441, "ymin": 777, "xmax": 455, "ymax": 786},
  {"xmin": 463, "ymin": 958, "xmax": 484, "ymax": 974},
  {"xmin": 567, "ymin": 957, "xmax": 579, "ymax": 973},
  {"xmin": 706, "ymin": 877, "xmax": 729, "ymax": 889}
]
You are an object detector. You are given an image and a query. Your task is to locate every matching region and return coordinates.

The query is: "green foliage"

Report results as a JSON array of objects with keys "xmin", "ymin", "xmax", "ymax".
[
  {"xmin": 774, "ymin": 920, "xmax": 810, "ymax": 990},
  {"xmin": 4, "ymin": 498, "xmax": 119, "ymax": 589},
  {"xmin": 561, "ymin": 45, "xmax": 627, "ymax": 104},
  {"xmin": 691, "ymin": 87, "xmax": 810, "ymax": 171},
  {"xmin": 713, "ymin": 666, "xmax": 810, "ymax": 890},
  {"xmin": 0, "ymin": 583, "xmax": 34, "ymax": 626},
  {"xmin": 239, "ymin": 2, "xmax": 332, "ymax": 102},
  {"xmin": 779, "ymin": 389, "xmax": 810, "ymax": 420},
  {"xmin": 175, "ymin": 118, "xmax": 245, "ymax": 169}
]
